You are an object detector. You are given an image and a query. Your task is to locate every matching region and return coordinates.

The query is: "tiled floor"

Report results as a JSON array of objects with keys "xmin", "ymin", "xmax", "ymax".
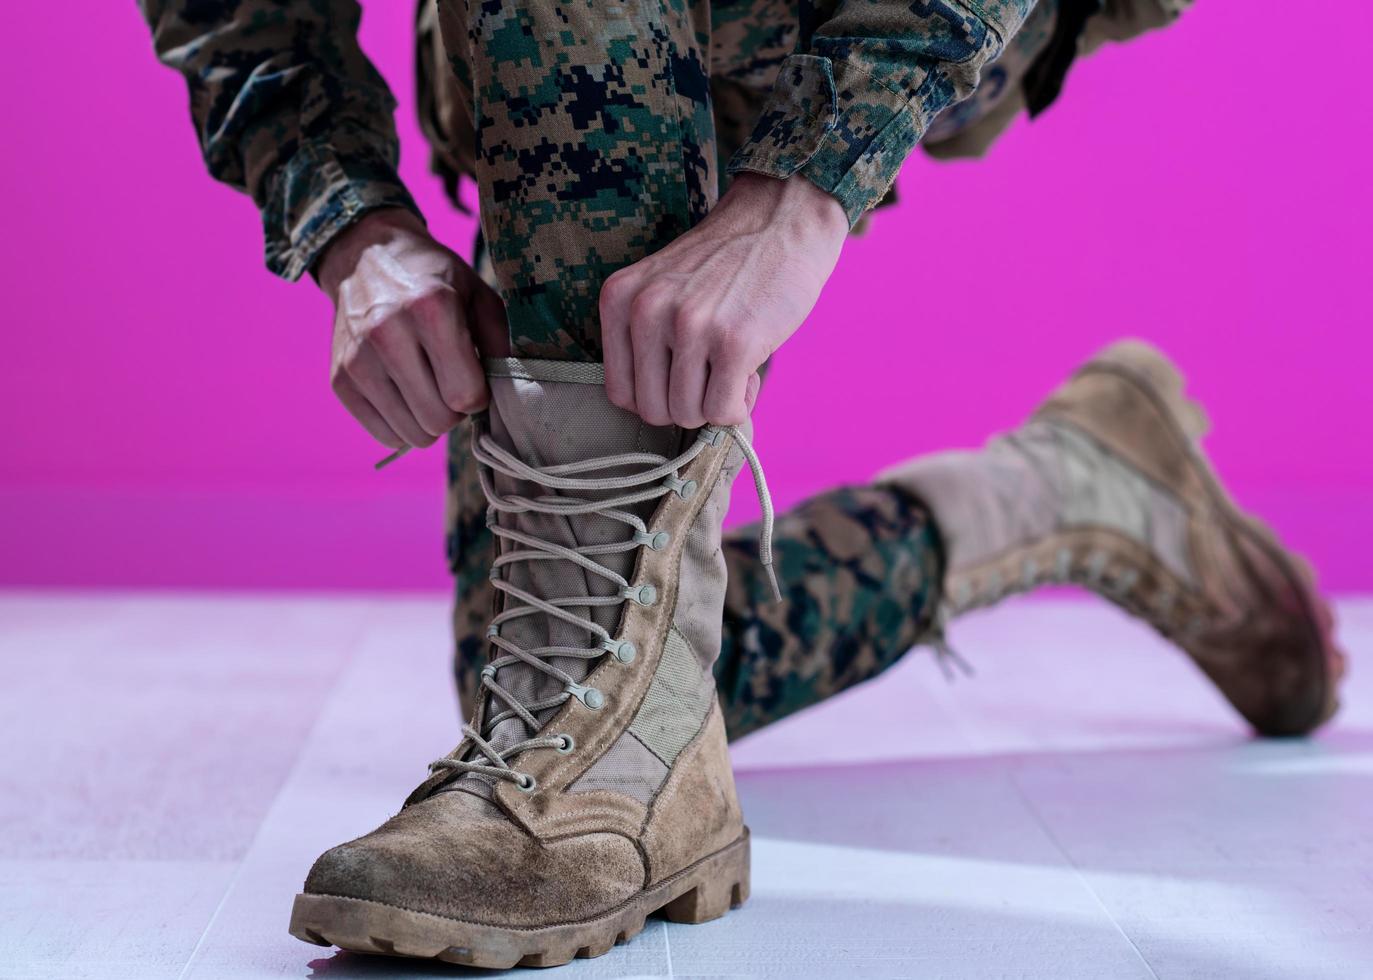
[{"xmin": 2, "ymin": 592, "xmax": 1369, "ymax": 979}]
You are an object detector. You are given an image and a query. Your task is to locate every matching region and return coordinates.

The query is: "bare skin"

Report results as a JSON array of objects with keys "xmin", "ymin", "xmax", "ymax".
[
  {"xmin": 317, "ymin": 209, "xmax": 505, "ymax": 450},
  {"xmin": 316, "ymin": 174, "xmax": 848, "ymax": 446}
]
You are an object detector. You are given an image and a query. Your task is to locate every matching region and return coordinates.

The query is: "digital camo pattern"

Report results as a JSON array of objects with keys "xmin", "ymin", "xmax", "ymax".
[
  {"xmin": 436, "ymin": 0, "xmax": 1047, "ymax": 355},
  {"xmin": 448, "ymin": 426, "xmax": 944, "ymax": 740},
  {"xmin": 434, "ymin": 0, "xmax": 717, "ymax": 360},
  {"xmin": 139, "ymin": 0, "xmax": 420, "ymax": 281},
  {"xmin": 727, "ymin": 0, "xmax": 1039, "ymax": 226},
  {"xmin": 145, "ymin": 0, "xmax": 1190, "ymax": 297}
]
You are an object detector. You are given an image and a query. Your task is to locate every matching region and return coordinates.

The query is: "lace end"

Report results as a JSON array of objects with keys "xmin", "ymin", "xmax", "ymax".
[
  {"xmin": 763, "ymin": 561, "xmax": 783, "ymax": 604},
  {"xmin": 375, "ymin": 446, "xmax": 410, "ymax": 470},
  {"xmin": 930, "ymin": 634, "xmax": 975, "ymax": 682}
]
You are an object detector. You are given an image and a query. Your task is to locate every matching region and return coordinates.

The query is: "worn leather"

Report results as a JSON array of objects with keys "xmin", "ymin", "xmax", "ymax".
[
  {"xmin": 885, "ymin": 340, "xmax": 1341, "ymax": 736},
  {"xmin": 304, "ymin": 789, "xmax": 644, "ymax": 928},
  {"xmin": 306, "ymin": 374, "xmax": 750, "ymax": 929},
  {"xmin": 640, "ymin": 702, "xmax": 743, "ymax": 884}
]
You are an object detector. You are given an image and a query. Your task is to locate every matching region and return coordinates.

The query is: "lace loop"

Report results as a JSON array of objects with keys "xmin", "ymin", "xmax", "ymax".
[{"xmin": 428, "ymin": 420, "xmax": 779, "ymax": 787}]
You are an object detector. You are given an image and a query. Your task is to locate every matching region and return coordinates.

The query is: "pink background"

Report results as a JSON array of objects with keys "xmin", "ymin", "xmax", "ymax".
[{"xmin": 2, "ymin": 3, "xmax": 1369, "ymax": 592}]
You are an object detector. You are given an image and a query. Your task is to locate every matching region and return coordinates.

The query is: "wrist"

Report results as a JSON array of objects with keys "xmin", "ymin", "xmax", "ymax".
[
  {"xmin": 724, "ymin": 172, "xmax": 849, "ymax": 242},
  {"xmin": 315, "ymin": 207, "xmax": 429, "ymax": 301}
]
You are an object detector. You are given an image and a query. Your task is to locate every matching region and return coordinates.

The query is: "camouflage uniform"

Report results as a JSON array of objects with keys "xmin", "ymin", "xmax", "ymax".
[{"xmin": 142, "ymin": 0, "xmax": 1190, "ymax": 739}]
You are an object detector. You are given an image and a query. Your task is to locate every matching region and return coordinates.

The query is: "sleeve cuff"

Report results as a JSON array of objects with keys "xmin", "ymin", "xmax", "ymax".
[
  {"xmin": 260, "ymin": 138, "xmax": 423, "ymax": 281},
  {"xmin": 726, "ymin": 54, "xmax": 922, "ymax": 228}
]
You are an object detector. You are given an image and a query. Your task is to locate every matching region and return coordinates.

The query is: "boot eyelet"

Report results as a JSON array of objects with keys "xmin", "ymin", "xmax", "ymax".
[
  {"xmin": 697, "ymin": 426, "xmax": 726, "ymax": 447},
  {"xmin": 566, "ymin": 682, "xmax": 605, "ymax": 710},
  {"xmin": 601, "ymin": 636, "xmax": 636, "ymax": 662},
  {"xmin": 663, "ymin": 475, "xmax": 698, "ymax": 500},
  {"xmin": 515, "ymin": 773, "xmax": 537, "ymax": 793},
  {"xmin": 555, "ymin": 734, "xmax": 575, "ymax": 755},
  {"xmin": 634, "ymin": 529, "xmax": 670, "ymax": 551},
  {"xmin": 622, "ymin": 583, "xmax": 657, "ymax": 606}
]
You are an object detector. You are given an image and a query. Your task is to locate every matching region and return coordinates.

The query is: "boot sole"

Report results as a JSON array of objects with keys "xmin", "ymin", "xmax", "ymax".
[
  {"xmin": 1078, "ymin": 340, "xmax": 1345, "ymax": 734},
  {"xmin": 288, "ymin": 828, "xmax": 750, "ymax": 969}
]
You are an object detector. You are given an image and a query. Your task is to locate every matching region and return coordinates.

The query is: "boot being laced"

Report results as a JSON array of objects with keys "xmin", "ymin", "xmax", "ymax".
[{"xmin": 433, "ymin": 418, "xmax": 780, "ymax": 791}]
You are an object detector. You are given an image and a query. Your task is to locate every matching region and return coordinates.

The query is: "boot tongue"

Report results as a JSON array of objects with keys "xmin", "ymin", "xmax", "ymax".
[{"xmin": 472, "ymin": 369, "xmax": 685, "ymax": 772}]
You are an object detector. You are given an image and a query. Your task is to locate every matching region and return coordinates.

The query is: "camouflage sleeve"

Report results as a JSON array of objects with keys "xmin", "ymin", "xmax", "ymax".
[
  {"xmin": 728, "ymin": 0, "xmax": 1037, "ymax": 226},
  {"xmin": 139, "ymin": 0, "xmax": 421, "ymax": 280}
]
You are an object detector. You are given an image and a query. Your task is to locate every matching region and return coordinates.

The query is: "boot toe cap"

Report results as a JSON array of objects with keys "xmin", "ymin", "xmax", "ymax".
[{"xmin": 303, "ymin": 791, "xmax": 646, "ymax": 928}]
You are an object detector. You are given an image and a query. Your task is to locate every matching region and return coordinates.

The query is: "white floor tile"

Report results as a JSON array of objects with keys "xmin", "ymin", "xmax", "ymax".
[{"xmin": 2, "ymin": 593, "xmax": 1368, "ymax": 979}]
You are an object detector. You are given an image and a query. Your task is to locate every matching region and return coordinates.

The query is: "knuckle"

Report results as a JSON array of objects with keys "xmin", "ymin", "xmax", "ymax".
[
  {"xmin": 404, "ymin": 286, "xmax": 457, "ymax": 322},
  {"xmin": 600, "ymin": 270, "xmax": 630, "ymax": 307},
  {"xmin": 711, "ymin": 330, "xmax": 751, "ymax": 364},
  {"xmin": 367, "ymin": 317, "xmax": 405, "ymax": 351},
  {"xmin": 445, "ymin": 385, "xmax": 486, "ymax": 414},
  {"xmin": 669, "ymin": 307, "xmax": 707, "ymax": 348},
  {"xmin": 606, "ymin": 383, "xmax": 635, "ymax": 411},
  {"xmin": 628, "ymin": 282, "xmax": 671, "ymax": 325}
]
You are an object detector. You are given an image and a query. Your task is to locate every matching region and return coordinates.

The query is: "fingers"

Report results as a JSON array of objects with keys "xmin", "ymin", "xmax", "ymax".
[
  {"xmin": 626, "ymin": 280, "xmax": 679, "ymax": 425},
  {"xmin": 466, "ymin": 279, "xmax": 511, "ymax": 359},
  {"xmin": 331, "ymin": 373, "xmax": 404, "ymax": 449},
  {"xmin": 744, "ymin": 371, "xmax": 762, "ymax": 415},
  {"xmin": 599, "ymin": 267, "xmax": 638, "ymax": 415},
  {"xmin": 702, "ymin": 343, "xmax": 754, "ymax": 426},
  {"xmin": 343, "ymin": 345, "xmax": 438, "ymax": 448},
  {"xmin": 414, "ymin": 291, "xmax": 490, "ymax": 415},
  {"xmin": 667, "ymin": 324, "xmax": 708, "ymax": 429},
  {"xmin": 602, "ymin": 265, "xmax": 760, "ymax": 429},
  {"xmin": 371, "ymin": 322, "xmax": 459, "ymax": 440}
]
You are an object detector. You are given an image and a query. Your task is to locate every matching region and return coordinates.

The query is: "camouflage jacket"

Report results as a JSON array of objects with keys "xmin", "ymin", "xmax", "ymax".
[{"xmin": 141, "ymin": 0, "xmax": 1187, "ymax": 281}]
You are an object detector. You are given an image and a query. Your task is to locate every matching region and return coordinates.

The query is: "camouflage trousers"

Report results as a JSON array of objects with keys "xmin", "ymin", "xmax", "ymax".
[
  {"xmin": 425, "ymin": 0, "xmax": 1193, "ymax": 738},
  {"xmin": 434, "ymin": 0, "xmax": 978, "ymax": 739},
  {"xmin": 448, "ymin": 414, "xmax": 945, "ymax": 741}
]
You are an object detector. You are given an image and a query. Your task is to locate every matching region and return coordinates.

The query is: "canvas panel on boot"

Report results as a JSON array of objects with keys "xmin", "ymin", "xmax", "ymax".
[
  {"xmin": 882, "ymin": 340, "xmax": 1345, "ymax": 737},
  {"xmin": 291, "ymin": 359, "xmax": 770, "ymax": 969}
]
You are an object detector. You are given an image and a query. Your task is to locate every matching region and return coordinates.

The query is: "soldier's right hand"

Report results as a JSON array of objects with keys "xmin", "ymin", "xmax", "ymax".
[{"xmin": 316, "ymin": 209, "xmax": 507, "ymax": 449}]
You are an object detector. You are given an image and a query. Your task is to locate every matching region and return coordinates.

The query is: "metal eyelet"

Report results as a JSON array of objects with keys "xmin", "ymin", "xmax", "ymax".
[
  {"xmin": 662, "ymin": 475, "xmax": 698, "ymax": 500},
  {"xmin": 697, "ymin": 426, "xmax": 726, "ymax": 447},
  {"xmin": 634, "ymin": 529, "xmax": 670, "ymax": 551},
  {"xmin": 515, "ymin": 773, "xmax": 537, "ymax": 793},
  {"xmin": 566, "ymin": 682, "xmax": 605, "ymax": 710},
  {"xmin": 601, "ymin": 636, "xmax": 636, "ymax": 663},
  {"xmin": 622, "ymin": 584, "xmax": 657, "ymax": 606},
  {"xmin": 555, "ymin": 734, "xmax": 575, "ymax": 755}
]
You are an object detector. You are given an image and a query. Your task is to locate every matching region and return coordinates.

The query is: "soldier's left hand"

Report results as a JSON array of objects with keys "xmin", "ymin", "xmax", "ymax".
[{"xmin": 598, "ymin": 173, "xmax": 848, "ymax": 428}]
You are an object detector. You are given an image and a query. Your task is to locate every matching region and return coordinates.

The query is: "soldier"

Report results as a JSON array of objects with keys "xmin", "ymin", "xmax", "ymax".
[{"xmin": 142, "ymin": 0, "xmax": 1344, "ymax": 969}]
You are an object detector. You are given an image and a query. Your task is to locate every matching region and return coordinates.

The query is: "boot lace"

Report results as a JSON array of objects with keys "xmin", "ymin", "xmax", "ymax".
[{"xmin": 429, "ymin": 419, "xmax": 779, "ymax": 789}]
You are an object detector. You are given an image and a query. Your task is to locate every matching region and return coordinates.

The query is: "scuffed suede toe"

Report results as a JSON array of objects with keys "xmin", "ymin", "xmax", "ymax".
[{"xmin": 304, "ymin": 790, "xmax": 646, "ymax": 928}]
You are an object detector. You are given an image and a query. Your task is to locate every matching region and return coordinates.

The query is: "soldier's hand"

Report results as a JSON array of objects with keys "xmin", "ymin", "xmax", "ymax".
[
  {"xmin": 316, "ymin": 209, "xmax": 506, "ymax": 449},
  {"xmin": 598, "ymin": 173, "xmax": 847, "ymax": 428}
]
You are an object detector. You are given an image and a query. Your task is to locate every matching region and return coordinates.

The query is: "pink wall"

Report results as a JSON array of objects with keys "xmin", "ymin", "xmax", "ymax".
[{"xmin": 2, "ymin": 3, "xmax": 1369, "ymax": 592}]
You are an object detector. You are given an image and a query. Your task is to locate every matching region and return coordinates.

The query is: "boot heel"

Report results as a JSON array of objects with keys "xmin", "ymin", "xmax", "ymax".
[
  {"xmin": 662, "ymin": 878, "xmax": 738, "ymax": 924},
  {"xmin": 660, "ymin": 832, "xmax": 751, "ymax": 924},
  {"xmin": 1090, "ymin": 339, "xmax": 1211, "ymax": 440}
]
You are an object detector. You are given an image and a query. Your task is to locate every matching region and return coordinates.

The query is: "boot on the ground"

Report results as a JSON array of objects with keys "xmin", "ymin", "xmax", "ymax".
[
  {"xmin": 883, "ymin": 339, "xmax": 1345, "ymax": 736},
  {"xmin": 290, "ymin": 359, "xmax": 770, "ymax": 968}
]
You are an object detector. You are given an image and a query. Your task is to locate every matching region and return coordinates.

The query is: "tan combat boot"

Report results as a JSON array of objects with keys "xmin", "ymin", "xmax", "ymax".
[
  {"xmin": 290, "ymin": 359, "xmax": 774, "ymax": 967},
  {"xmin": 883, "ymin": 340, "xmax": 1345, "ymax": 736}
]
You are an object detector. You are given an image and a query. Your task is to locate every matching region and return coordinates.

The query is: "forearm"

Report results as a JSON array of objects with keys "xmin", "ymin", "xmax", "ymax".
[
  {"xmin": 139, "ymin": 0, "xmax": 421, "ymax": 280},
  {"xmin": 731, "ymin": 0, "xmax": 1039, "ymax": 225}
]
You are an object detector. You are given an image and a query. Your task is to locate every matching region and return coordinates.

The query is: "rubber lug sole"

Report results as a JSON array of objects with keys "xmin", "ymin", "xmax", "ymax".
[
  {"xmin": 288, "ymin": 829, "xmax": 750, "ymax": 969},
  {"xmin": 1080, "ymin": 340, "xmax": 1345, "ymax": 734}
]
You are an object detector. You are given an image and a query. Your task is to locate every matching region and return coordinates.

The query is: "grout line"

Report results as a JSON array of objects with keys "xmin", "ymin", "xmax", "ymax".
[
  {"xmin": 662, "ymin": 919, "xmax": 675, "ymax": 978},
  {"xmin": 1007, "ymin": 764, "xmax": 1162, "ymax": 980},
  {"xmin": 174, "ymin": 599, "xmax": 383, "ymax": 980}
]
